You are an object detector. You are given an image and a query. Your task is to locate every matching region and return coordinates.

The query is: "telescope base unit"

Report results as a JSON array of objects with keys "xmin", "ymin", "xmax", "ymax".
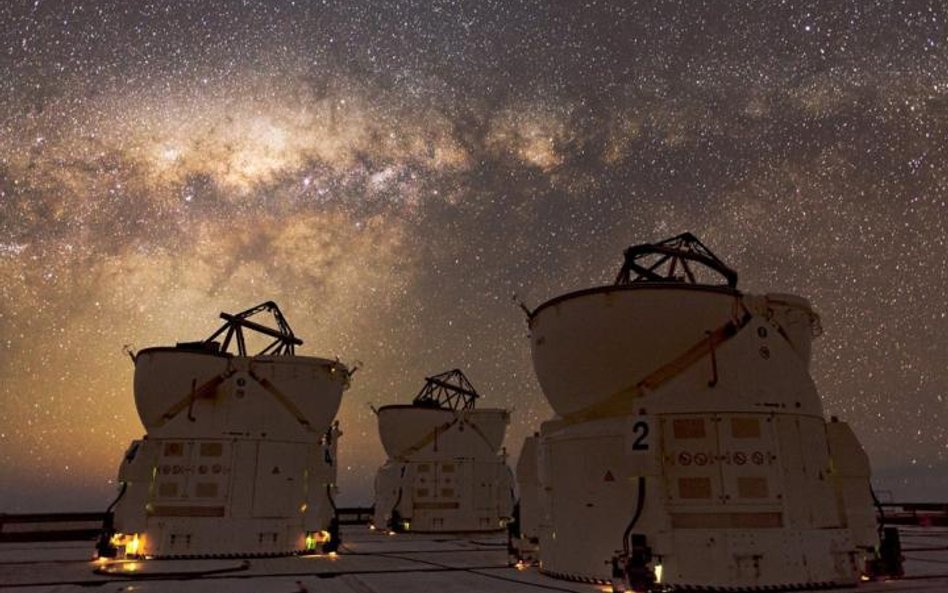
[
  {"xmin": 523, "ymin": 413, "xmax": 875, "ymax": 589},
  {"xmin": 374, "ymin": 458, "xmax": 514, "ymax": 533},
  {"xmin": 110, "ymin": 435, "xmax": 338, "ymax": 558}
]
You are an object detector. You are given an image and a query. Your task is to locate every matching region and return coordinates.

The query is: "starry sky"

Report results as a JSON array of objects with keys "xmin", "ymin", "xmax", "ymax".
[{"xmin": 1, "ymin": 1, "xmax": 946, "ymax": 511}]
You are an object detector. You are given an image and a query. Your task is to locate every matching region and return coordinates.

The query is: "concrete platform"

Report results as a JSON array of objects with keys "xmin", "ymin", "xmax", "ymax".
[{"xmin": 2, "ymin": 526, "xmax": 947, "ymax": 592}]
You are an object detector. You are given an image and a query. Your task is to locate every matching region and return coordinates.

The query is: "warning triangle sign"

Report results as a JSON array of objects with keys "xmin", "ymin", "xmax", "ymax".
[{"xmin": 603, "ymin": 470, "xmax": 615, "ymax": 482}]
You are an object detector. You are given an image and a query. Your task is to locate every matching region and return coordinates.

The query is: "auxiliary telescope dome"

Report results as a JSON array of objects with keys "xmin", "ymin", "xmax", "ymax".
[
  {"xmin": 377, "ymin": 369, "xmax": 508, "ymax": 458},
  {"xmin": 373, "ymin": 369, "xmax": 514, "ymax": 533},
  {"xmin": 529, "ymin": 233, "xmax": 819, "ymax": 419},
  {"xmin": 105, "ymin": 301, "xmax": 350, "ymax": 559},
  {"xmin": 514, "ymin": 233, "xmax": 876, "ymax": 590}
]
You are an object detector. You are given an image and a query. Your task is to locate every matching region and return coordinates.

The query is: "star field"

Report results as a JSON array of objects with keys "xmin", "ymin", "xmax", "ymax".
[{"xmin": 1, "ymin": 1, "xmax": 946, "ymax": 510}]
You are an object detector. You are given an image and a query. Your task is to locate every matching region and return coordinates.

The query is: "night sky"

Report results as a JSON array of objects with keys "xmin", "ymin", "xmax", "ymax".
[{"xmin": 1, "ymin": 1, "xmax": 946, "ymax": 511}]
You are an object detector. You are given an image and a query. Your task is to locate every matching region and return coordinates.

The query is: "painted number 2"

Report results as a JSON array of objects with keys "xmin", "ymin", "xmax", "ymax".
[{"xmin": 631, "ymin": 420, "xmax": 650, "ymax": 451}]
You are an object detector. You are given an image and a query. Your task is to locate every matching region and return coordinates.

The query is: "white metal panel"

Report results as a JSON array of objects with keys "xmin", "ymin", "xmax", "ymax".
[
  {"xmin": 516, "ymin": 436, "xmax": 540, "ymax": 540},
  {"xmin": 228, "ymin": 439, "xmax": 258, "ymax": 519},
  {"xmin": 541, "ymin": 428, "xmax": 641, "ymax": 579},
  {"xmin": 776, "ymin": 415, "xmax": 840, "ymax": 529},
  {"xmin": 797, "ymin": 416, "xmax": 841, "ymax": 528},
  {"xmin": 826, "ymin": 420, "xmax": 877, "ymax": 549},
  {"xmin": 113, "ymin": 440, "xmax": 157, "ymax": 534},
  {"xmin": 661, "ymin": 414, "xmax": 723, "ymax": 507},
  {"xmin": 716, "ymin": 414, "xmax": 782, "ymax": 507},
  {"xmin": 252, "ymin": 441, "xmax": 306, "ymax": 518},
  {"xmin": 188, "ymin": 440, "xmax": 232, "ymax": 503},
  {"xmin": 473, "ymin": 460, "xmax": 494, "ymax": 512}
]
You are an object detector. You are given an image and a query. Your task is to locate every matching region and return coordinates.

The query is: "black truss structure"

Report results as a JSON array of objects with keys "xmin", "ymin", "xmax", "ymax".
[
  {"xmin": 204, "ymin": 301, "xmax": 303, "ymax": 356},
  {"xmin": 614, "ymin": 232, "xmax": 738, "ymax": 288},
  {"xmin": 412, "ymin": 369, "xmax": 480, "ymax": 411}
]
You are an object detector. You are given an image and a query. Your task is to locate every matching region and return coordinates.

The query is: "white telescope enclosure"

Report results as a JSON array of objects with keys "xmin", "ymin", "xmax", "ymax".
[
  {"xmin": 374, "ymin": 369, "xmax": 514, "ymax": 533},
  {"xmin": 104, "ymin": 301, "xmax": 350, "ymax": 559},
  {"xmin": 515, "ymin": 233, "xmax": 877, "ymax": 591}
]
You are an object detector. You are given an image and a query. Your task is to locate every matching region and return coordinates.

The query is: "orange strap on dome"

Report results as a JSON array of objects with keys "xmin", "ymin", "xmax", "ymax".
[{"xmin": 562, "ymin": 314, "xmax": 750, "ymax": 427}]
